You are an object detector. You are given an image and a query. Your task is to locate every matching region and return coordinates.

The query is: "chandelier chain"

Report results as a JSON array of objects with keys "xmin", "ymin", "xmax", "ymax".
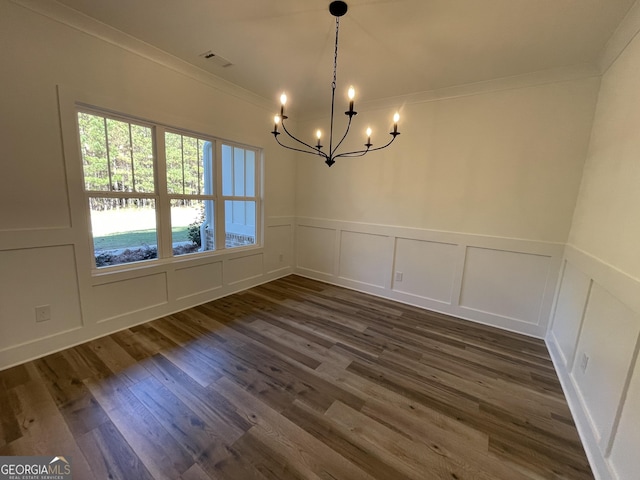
[{"xmin": 332, "ymin": 17, "xmax": 339, "ymax": 90}]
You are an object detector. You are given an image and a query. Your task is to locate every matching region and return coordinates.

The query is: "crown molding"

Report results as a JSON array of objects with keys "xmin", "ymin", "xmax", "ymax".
[
  {"xmin": 9, "ymin": 0, "xmax": 274, "ymax": 112},
  {"xmin": 300, "ymin": 63, "xmax": 601, "ymax": 120},
  {"xmin": 598, "ymin": 0, "xmax": 640, "ymax": 74},
  {"xmin": 10, "ymin": 0, "xmax": 605, "ymax": 121}
]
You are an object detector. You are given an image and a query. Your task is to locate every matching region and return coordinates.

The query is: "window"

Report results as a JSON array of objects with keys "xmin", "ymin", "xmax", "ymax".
[
  {"xmin": 165, "ymin": 131, "xmax": 216, "ymax": 256},
  {"xmin": 222, "ymin": 144, "xmax": 257, "ymax": 248},
  {"xmin": 77, "ymin": 109, "xmax": 260, "ymax": 269}
]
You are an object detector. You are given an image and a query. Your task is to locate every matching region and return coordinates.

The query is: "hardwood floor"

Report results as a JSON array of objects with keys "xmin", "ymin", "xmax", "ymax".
[{"xmin": 0, "ymin": 275, "xmax": 593, "ymax": 479}]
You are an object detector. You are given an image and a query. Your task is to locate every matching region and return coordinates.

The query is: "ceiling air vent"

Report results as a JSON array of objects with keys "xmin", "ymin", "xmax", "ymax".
[{"xmin": 199, "ymin": 50, "xmax": 233, "ymax": 68}]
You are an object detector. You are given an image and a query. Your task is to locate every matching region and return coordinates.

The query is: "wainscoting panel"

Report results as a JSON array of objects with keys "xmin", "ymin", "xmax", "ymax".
[
  {"xmin": 0, "ymin": 216, "xmax": 295, "ymax": 370},
  {"xmin": 547, "ymin": 246, "xmax": 640, "ymax": 480},
  {"xmin": 0, "ymin": 245, "xmax": 82, "ymax": 350},
  {"xmin": 459, "ymin": 247, "xmax": 552, "ymax": 326},
  {"xmin": 92, "ymin": 272, "xmax": 168, "ymax": 323},
  {"xmin": 609, "ymin": 353, "xmax": 640, "ymax": 480},
  {"xmin": 264, "ymin": 223, "xmax": 293, "ymax": 274},
  {"xmin": 338, "ymin": 230, "xmax": 392, "ymax": 289},
  {"xmin": 572, "ymin": 283, "xmax": 639, "ymax": 449},
  {"xmin": 296, "ymin": 224, "xmax": 337, "ymax": 276},
  {"xmin": 392, "ymin": 238, "xmax": 458, "ymax": 303},
  {"xmin": 295, "ymin": 217, "xmax": 563, "ymax": 338},
  {"xmin": 174, "ymin": 260, "xmax": 223, "ymax": 300},
  {"xmin": 549, "ymin": 260, "xmax": 592, "ymax": 368},
  {"xmin": 224, "ymin": 252, "xmax": 264, "ymax": 285}
]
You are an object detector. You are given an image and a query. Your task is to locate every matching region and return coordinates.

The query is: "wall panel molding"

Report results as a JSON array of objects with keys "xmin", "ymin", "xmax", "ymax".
[
  {"xmin": 547, "ymin": 245, "xmax": 640, "ymax": 480},
  {"xmin": 548, "ymin": 259, "xmax": 592, "ymax": 369},
  {"xmin": 0, "ymin": 227, "xmax": 76, "ymax": 251},
  {"xmin": 459, "ymin": 247, "xmax": 553, "ymax": 326},
  {"xmin": 564, "ymin": 244, "xmax": 640, "ymax": 315},
  {"xmin": 0, "ymin": 217, "xmax": 294, "ymax": 370},
  {"xmin": 393, "ymin": 238, "xmax": 458, "ymax": 304},
  {"xmin": 338, "ymin": 230, "xmax": 393, "ymax": 289},
  {"xmin": 264, "ymin": 220, "xmax": 294, "ymax": 274},
  {"xmin": 295, "ymin": 217, "xmax": 564, "ymax": 338},
  {"xmin": 296, "ymin": 223, "xmax": 338, "ymax": 276}
]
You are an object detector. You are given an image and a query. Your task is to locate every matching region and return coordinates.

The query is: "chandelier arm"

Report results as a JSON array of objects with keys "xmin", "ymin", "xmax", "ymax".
[
  {"xmin": 333, "ymin": 148, "xmax": 371, "ymax": 159},
  {"xmin": 332, "ymin": 134, "xmax": 399, "ymax": 159},
  {"xmin": 273, "ymin": 134, "xmax": 328, "ymax": 160},
  {"xmin": 363, "ymin": 134, "xmax": 400, "ymax": 153},
  {"xmin": 280, "ymin": 119, "xmax": 324, "ymax": 154},
  {"xmin": 329, "ymin": 114, "xmax": 354, "ymax": 158},
  {"xmin": 329, "ymin": 84, "xmax": 336, "ymax": 157}
]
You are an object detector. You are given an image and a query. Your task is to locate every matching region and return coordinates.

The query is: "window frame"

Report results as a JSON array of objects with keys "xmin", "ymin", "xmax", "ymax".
[
  {"xmin": 220, "ymin": 143, "xmax": 259, "ymax": 249},
  {"xmin": 76, "ymin": 106, "xmax": 262, "ymax": 273},
  {"xmin": 161, "ymin": 129, "xmax": 217, "ymax": 256}
]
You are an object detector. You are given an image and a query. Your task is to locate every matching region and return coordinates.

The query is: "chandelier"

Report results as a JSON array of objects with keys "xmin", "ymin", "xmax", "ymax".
[{"xmin": 271, "ymin": 1, "xmax": 401, "ymax": 167}]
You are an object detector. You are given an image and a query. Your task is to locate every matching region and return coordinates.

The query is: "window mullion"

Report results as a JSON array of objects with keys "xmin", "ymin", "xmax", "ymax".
[
  {"xmin": 215, "ymin": 141, "xmax": 226, "ymax": 250},
  {"xmin": 222, "ymin": 195, "xmax": 254, "ymax": 201},
  {"xmin": 253, "ymin": 148, "xmax": 261, "ymax": 247},
  {"xmin": 128, "ymin": 123, "xmax": 136, "ymax": 193},
  {"xmin": 104, "ymin": 117, "xmax": 113, "ymax": 191},
  {"xmin": 197, "ymin": 139, "xmax": 202, "ymax": 195},
  {"xmin": 180, "ymin": 135, "xmax": 185, "ymax": 195},
  {"xmin": 168, "ymin": 194, "xmax": 215, "ymax": 201},
  {"xmin": 155, "ymin": 126, "xmax": 171, "ymax": 259},
  {"xmin": 84, "ymin": 191, "xmax": 148, "ymax": 199}
]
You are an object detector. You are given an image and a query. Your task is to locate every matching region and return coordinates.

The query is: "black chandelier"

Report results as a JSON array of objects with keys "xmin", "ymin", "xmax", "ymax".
[{"xmin": 271, "ymin": 0, "xmax": 401, "ymax": 167}]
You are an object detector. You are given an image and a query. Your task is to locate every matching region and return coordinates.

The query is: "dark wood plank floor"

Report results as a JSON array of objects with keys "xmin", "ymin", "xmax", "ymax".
[{"xmin": 0, "ymin": 275, "xmax": 593, "ymax": 479}]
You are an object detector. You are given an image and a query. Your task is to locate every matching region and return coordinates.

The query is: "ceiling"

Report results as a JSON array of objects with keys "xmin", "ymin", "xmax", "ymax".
[{"xmin": 54, "ymin": 0, "xmax": 635, "ymax": 114}]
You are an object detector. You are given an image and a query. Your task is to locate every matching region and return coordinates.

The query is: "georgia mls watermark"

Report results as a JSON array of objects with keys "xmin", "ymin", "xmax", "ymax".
[{"xmin": 0, "ymin": 456, "xmax": 71, "ymax": 480}]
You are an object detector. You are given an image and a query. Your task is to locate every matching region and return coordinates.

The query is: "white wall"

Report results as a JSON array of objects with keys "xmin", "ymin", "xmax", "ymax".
[
  {"xmin": 294, "ymin": 72, "xmax": 600, "ymax": 337},
  {"xmin": 0, "ymin": 0, "xmax": 296, "ymax": 369},
  {"xmin": 547, "ymin": 4, "xmax": 640, "ymax": 479}
]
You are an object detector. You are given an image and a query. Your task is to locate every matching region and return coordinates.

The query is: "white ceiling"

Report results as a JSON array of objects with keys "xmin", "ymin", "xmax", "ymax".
[{"xmin": 54, "ymin": 0, "xmax": 634, "ymax": 113}]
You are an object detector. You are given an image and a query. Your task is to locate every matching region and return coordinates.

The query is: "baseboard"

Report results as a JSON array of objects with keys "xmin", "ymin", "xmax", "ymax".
[{"xmin": 546, "ymin": 336, "xmax": 613, "ymax": 480}]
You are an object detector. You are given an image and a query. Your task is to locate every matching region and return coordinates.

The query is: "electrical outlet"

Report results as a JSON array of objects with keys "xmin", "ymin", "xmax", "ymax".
[
  {"xmin": 35, "ymin": 305, "xmax": 51, "ymax": 323},
  {"xmin": 395, "ymin": 271, "xmax": 403, "ymax": 282},
  {"xmin": 279, "ymin": 253, "xmax": 284, "ymax": 263},
  {"xmin": 580, "ymin": 353, "xmax": 589, "ymax": 373}
]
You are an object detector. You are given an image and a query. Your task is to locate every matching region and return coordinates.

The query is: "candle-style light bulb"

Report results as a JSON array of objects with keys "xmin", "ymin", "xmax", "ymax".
[
  {"xmin": 348, "ymin": 86, "xmax": 355, "ymax": 113},
  {"xmin": 366, "ymin": 127, "xmax": 372, "ymax": 147},
  {"xmin": 316, "ymin": 129, "xmax": 322, "ymax": 148},
  {"xmin": 280, "ymin": 93, "xmax": 287, "ymax": 116},
  {"xmin": 273, "ymin": 115, "xmax": 281, "ymax": 133},
  {"xmin": 393, "ymin": 112, "xmax": 400, "ymax": 134}
]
